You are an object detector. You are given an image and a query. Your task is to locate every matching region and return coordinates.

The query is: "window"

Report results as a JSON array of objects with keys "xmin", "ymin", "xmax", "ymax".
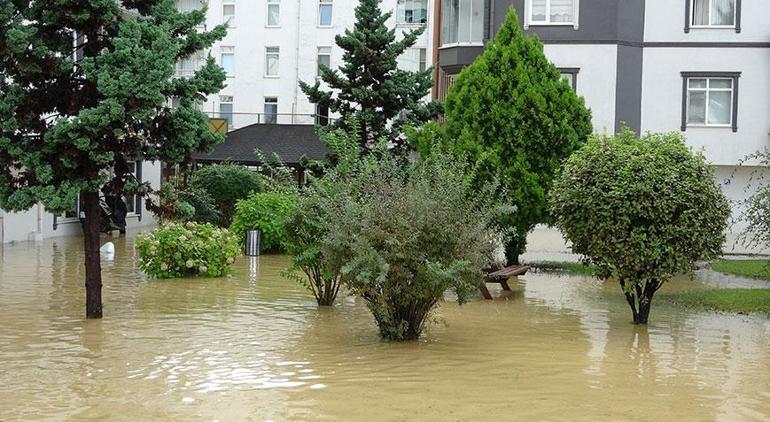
[
  {"xmin": 691, "ymin": 0, "xmax": 735, "ymax": 27},
  {"xmin": 441, "ymin": 0, "xmax": 484, "ymax": 45},
  {"xmin": 319, "ymin": 0, "xmax": 333, "ymax": 26},
  {"xmin": 558, "ymin": 67, "xmax": 579, "ymax": 90},
  {"xmin": 397, "ymin": 48, "xmax": 427, "ymax": 72},
  {"xmin": 397, "ymin": 0, "xmax": 428, "ymax": 24},
  {"xmin": 265, "ymin": 47, "xmax": 280, "ymax": 77},
  {"xmin": 176, "ymin": 0, "xmax": 206, "ymax": 13},
  {"xmin": 219, "ymin": 95, "xmax": 233, "ymax": 127},
  {"xmin": 125, "ymin": 161, "xmax": 139, "ymax": 215},
  {"xmin": 223, "ymin": 1, "xmax": 235, "ymax": 25},
  {"xmin": 267, "ymin": 0, "xmax": 280, "ymax": 26},
  {"xmin": 529, "ymin": 0, "xmax": 575, "ymax": 25},
  {"xmin": 220, "ymin": 46, "xmax": 234, "ymax": 76},
  {"xmin": 681, "ymin": 72, "xmax": 740, "ymax": 132},
  {"xmin": 264, "ymin": 97, "xmax": 278, "ymax": 124},
  {"xmin": 175, "ymin": 51, "xmax": 203, "ymax": 77},
  {"xmin": 317, "ymin": 47, "xmax": 331, "ymax": 77},
  {"xmin": 316, "ymin": 104, "xmax": 329, "ymax": 126}
]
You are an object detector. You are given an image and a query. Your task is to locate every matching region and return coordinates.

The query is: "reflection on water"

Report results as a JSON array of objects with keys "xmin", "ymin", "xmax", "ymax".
[{"xmin": 0, "ymin": 234, "xmax": 769, "ymax": 420}]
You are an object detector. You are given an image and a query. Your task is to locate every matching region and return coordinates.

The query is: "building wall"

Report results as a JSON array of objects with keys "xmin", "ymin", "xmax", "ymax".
[
  {"xmin": 1, "ymin": 161, "xmax": 161, "ymax": 243},
  {"xmin": 644, "ymin": 0, "xmax": 768, "ymax": 43},
  {"xmin": 197, "ymin": 0, "xmax": 436, "ymax": 130}
]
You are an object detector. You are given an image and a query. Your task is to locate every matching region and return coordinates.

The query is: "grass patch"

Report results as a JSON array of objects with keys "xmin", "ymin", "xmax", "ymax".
[
  {"xmin": 660, "ymin": 289, "xmax": 770, "ymax": 315},
  {"xmin": 709, "ymin": 259, "xmax": 770, "ymax": 279},
  {"xmin": 528, "ymin": 260, "xmax": 597, "ymax": 276}
]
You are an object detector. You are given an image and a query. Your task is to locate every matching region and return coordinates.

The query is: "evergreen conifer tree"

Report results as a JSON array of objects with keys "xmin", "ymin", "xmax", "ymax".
[
  {"xmin": 0, "ymin": 0, "xmax": 226, "ymax": 318},
  {"xmin": 299, "ymin": 0, "xmax": 439, "ymax": 152},
  {"xmin": 443, "ymin": 7, "xmax": 593, "ymax": 264}
]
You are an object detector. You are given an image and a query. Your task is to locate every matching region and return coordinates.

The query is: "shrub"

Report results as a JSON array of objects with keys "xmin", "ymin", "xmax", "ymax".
[
  {"xmin": 178, "ymin": 187, "xmax": 221, "ymax": 225},
  {"xmin": 285, "ymin": 123, "xmax": 508, "ymax": 339},
  {"xmin": 190, "ymin": 163, "xmax": 263, "ymax": 226},
  {"xmin": 136, "ymin": 222, "xmax": 240, "ymax": 278},
  {"xmin": 230, "ymin": 192, "xmax": 296, "ymax": 253},
  {"xmin": 550, "ymin": 130, "xmax": 730, "ymax": 324},
  {"xmin": 146, "ymin": 180, "xmax": 220, "ymax": 225}
]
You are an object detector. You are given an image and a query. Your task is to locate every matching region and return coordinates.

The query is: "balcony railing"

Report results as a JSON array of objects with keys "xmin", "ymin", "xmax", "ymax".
[{"xmin": 203, "ymin": 111, "xmax": 335, "ymax": 131}]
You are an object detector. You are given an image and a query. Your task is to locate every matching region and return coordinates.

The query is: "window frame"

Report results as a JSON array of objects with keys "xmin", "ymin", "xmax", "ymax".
[
  {"xmin": 220, "ymin": 46, "xmax": 235, "ymax": 77},
  {"xmin": 680, "ymin": 71, "xmax": 740, "ymax": 132},
  {"xmin": 525, "ymin": 0, "xmax": 580, "ymax": 29},
  {"xmin": 219, "ymin": 95, "xmax": 234, "ymax": 128},
  {"xmin": 265, "ymin": 46, "xmax": 280, "ymax": 77},
  {"xmin": 222, "ymin": 1, "xmax": 235, "ymax": 26},
  {"xmin": 440, "ymin": 0, "xmax": 486, "ymax": 46},
  {"xmin": 396, "ymin": 0, "xmax": 428, "ymax": 25},
  {"xmin": 264, "ymin": 97, "xmax": 278, "ymax": 124},
  {"xmin": 319, "ymin": 0, "xmax": 333, "ymax": 27},
  {"xmin": 317, "ymin": 46, "xmax": 331, "ymax": 78},
  {"xmin": 558, "ymin": 67, "xmax": 579, "ymax": 91},
  {"xmin": 685, "ymin": 0, "xmax": 741, "ymax": 33},
  {"xmin": 266, "ymin": 0, "xmax": 280, "ymax": 27}
]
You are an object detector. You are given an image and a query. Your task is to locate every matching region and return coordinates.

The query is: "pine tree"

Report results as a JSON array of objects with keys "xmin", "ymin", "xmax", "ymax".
[
  {"xmin": 299, "ymin": 0, "xmax": 439, "ymax": 152},
  {"xmin": 0, "ymin": 0, "xmax": 226, "ymax": 318},
  {"xmin": 443, "ymin": 7, "xmax": 593, "ymax": 264}
]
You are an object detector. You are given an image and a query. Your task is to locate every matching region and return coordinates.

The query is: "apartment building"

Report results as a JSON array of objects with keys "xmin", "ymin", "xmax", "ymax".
[
  {"xmin": 435, "ymin": 0, "xmax": 770, "ymax": 251},
  {"xmin": 178, "ymin": 0, "xmax": 436, "ymax": 129}
]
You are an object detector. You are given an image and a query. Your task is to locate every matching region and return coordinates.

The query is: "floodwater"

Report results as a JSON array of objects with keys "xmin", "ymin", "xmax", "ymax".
[{"xmin": 1, "ymin": 234, "xmax": 769, "ymax": 421}]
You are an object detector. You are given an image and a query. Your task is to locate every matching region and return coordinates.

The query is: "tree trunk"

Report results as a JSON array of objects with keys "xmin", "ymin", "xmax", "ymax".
[
  {"xmin": 504, "ymin": 232, "xmax": 527, "ymax": 266},
  {"xmin": 82, "ymin": 190, "xmax": 103, "ymax": 319},
  {"xmin": 620, "ymin": 279, "xmax": 657, "ymax": 325}
]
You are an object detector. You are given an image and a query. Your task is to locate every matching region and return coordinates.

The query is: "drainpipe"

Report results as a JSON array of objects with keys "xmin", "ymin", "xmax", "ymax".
[
  {"xmin": 431, "ymin": 0, "xmax": 442, "ymax": 100},
  {"xmin": 292, "ymin": 0, "xmax": 302, "ymax": 124}
]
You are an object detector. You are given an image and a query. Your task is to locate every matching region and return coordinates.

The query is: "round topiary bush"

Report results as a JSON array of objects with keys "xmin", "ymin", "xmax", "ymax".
[
  {"xmin": 550, "ymin": 130, "xmax": 730, "ymax": 324},
  {"xmin": 189, "ymin": 163, "xmax": 263, "ymax": 226},
  {"xmin": 230, "ymin": 192, "xmax": 296, "ymax": 253},
  {"xmin": 136, "ymin": 222, "xmax": 240, "ymax": 278}
]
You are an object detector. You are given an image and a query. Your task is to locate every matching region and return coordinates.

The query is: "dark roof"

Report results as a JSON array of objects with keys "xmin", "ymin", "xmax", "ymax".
[{"xmin": 194, "ymin": 123, "xmax": 328, "ymax": 165}]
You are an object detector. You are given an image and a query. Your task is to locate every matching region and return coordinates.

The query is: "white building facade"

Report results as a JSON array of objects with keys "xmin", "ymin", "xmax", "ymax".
[{"xmin": 179, "ymin": 0, "xmax": 436, "ymax": 129}]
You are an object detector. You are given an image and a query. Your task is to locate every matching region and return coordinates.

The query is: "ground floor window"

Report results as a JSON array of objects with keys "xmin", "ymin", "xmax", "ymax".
[{"xmin": 681, "ymin": 72, "xmax": 740, "ymax": 132}]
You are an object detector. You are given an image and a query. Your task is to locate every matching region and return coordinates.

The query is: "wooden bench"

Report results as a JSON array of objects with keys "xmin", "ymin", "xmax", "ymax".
[{"xmin": 480, "ymin": 264, "xmax": 530, "ymax": 299}]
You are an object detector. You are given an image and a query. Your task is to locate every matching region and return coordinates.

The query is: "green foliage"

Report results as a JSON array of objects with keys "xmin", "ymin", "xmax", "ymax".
[
  {"xmin": 285, "ymin": 122, "xmax": 508, "ymax": 339},
  {"xmin": 147, "ymin": 179, "xmax": 220, "ymax": 225},
  {"xmin": 0, "ymin": 0, "xmax": 227, "ymax": 214},
  {"xmin": 136, "ymin": 222, "xmax": 239, "ymax": 278},
  {"xmin": 550, "ymin": 130, "xmax": 730, "ymax": 324},
  {"xmin": 710, "ymin": 259, "xmax": 770, "ymax": 279},
  {"xmin": 734, "ymin": 150, "xmax": 770, "ymax": 251},
  {"xmin": 299, "ymin": 0, "xmax": 440, "ymax": 152},
  {"xmin": 230, "ymin": 192, "xmax": 296, "ymax": 253},
  {"xmin": 190, "ymin": 163, "xmax": 263, "ymax": 226},
  {"xmin": 660, "ymin": 288, "xmax": 770, "ymax": 315},
  {"xmin": 178, "ymin": 187, "xmax": 220, "ymax": 225},
  {"xmin": 441, "ymin": 7, "xmax": 592, "ymax": 264}
]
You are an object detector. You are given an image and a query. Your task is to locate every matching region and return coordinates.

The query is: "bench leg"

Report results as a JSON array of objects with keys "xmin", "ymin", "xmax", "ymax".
[
  {"xmin": 479, "ymin": 283, "xmax": 493, "ymax": 300},
  {"xmin": 500, "ymin": 279, "xmax": 511, "ymax": 291}
]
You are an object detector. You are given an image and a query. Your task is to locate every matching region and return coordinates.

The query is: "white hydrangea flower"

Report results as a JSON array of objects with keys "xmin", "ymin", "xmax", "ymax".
[{"xmin": 186, "ymin": 259, "xmax": 194, "ymax": 268}]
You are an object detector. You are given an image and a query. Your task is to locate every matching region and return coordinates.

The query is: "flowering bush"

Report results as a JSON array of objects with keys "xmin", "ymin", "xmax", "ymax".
[{"xmin": 136, "ymin": 222, "xmax": 240, "ymax": 278}]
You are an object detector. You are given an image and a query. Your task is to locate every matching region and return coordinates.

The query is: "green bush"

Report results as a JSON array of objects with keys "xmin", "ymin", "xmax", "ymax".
[
  {"xmin": 230, "ymin": 192, "xmax": 296, "ymax": 253},
  {"xmin": 136, "ymin": 222, "xmax": 240, "ymax": 278},
  {"xmin": 285, "ymin": 123, "xmax": 507, "ymax": 340},
  {"xmin": 146, "ymin": 180, "xmax": 220, "ymax": 225},
  {"xmin": 190, "ymin": 163, "xmax": 263, "ymax": 226},
  {"xmin": 178, "ymin": 187, "xmax": 221, "ymax": 225},
  {"xmin": 550, "ymin": 130, "xmax": 730, "ymax": 324}
]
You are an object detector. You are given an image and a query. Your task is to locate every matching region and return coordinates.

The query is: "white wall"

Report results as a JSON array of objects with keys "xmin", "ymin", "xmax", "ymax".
[
  {"xmin": 640, "ymin": 47, "xmax": 770, "ymax": 166},
  {"xmin": 197, "ymin": 0, "xmax": 435, "ymax": 129},
  {"xmin": 2, "ymin": 161, "xmax": 161, "ymax": 243},
  {"xmin": 543, "ymin": 44, "xmax": 618, "ymax": 135},
  {"xmin": 645, "ymin": 0, "xmax": 770, "ymax": 43}
]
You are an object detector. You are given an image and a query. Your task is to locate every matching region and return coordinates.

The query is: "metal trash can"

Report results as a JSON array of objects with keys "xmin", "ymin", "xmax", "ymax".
[{"xmin": 245, "ymin": 230, "xmax": 261, "ymax": 256}]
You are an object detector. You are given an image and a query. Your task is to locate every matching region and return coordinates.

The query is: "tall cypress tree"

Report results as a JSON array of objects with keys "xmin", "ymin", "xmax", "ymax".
[
  {"xmin": 443, "ymin": 8, "xmax": 593, "ymax": 264},
  {"xmin": 299, "ymin": 0, "xmax": 439, "ymax": 152},
  {"xmin": 0, "ymin": 0, "xmax": 226, "ymax": 318}
]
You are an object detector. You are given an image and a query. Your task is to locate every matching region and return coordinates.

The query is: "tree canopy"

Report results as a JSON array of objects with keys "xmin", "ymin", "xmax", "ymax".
[{"xmin": 442, "ymin": 7, "xmax": 593, "ymax": 264}]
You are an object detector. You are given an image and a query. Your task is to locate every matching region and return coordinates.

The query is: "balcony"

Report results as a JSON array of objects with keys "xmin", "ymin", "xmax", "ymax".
[
  {"xmin": 439, "ymin": 0, "xmax": 486, "ymax": 73},
  {"xmin": 203, "ymin": 112, "xmax": 334, "ymax": 132}
]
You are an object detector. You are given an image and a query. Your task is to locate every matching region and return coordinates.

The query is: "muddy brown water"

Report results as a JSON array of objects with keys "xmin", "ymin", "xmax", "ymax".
[{"xmin": 1, "ymin": 234, "xmax": 769, "ymax": 421}]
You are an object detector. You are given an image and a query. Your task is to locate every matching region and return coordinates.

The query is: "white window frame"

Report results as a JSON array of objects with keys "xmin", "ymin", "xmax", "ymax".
[
  {"xmin": 685, "ymin": 77, "xmax": 734, "ymax": 128},
  {"xmin": 220, "ymin": 46, "xmax": 235, "ymax": 77},
  {"xmin": 266, "ymin": 0, "xmax": 280, "ymax": 27},
  {"xmin": 265, "ymin": 46, "xmax": 280, "ymax": 77},
  {"xmin": 524, "ymin": 0, "xmax": 580, "ymax": 30},
  {"xmin": 396, "ymin": 0, "xmax": 428, "ymax": 25},
  {"xmin": 219, "ymin": 95, "xmax": 234, "ymax": 128},
  {"xmin": 690, "ymin": 0, "xmax": 736, "ymax": 29},
  {"xmin": 222, "ymin": 1, "xmax": 235, "ymax": 26},
  {"xmin": 317, "ymin": 46, "xmax": 331, "ymax": 78},
  {"xmin": 319, "ymin": 0, "xmax": 333, "ymax": 27},
  {"xmin": 264, "ymin": 97, "xmax": 278, "ymax": 124}
]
